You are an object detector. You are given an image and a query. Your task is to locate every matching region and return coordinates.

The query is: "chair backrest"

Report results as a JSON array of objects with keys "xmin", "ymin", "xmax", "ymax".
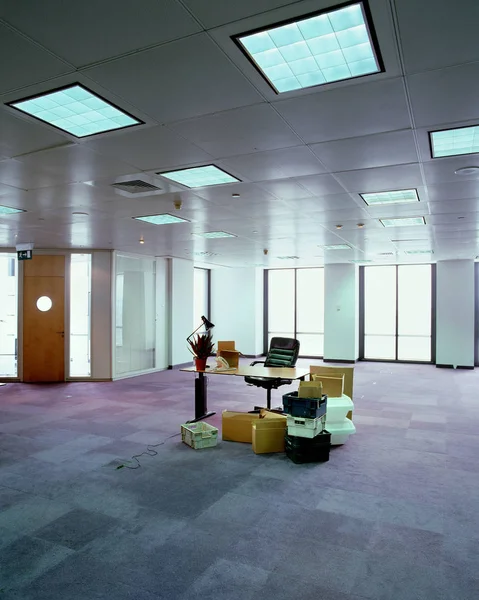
[{"xmin": 264, "ymin": 337, "xmax": 300, "ymax": 368}]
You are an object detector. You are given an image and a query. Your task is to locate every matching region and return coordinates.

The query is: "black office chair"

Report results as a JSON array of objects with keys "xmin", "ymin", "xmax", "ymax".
[{"xmin": 245, "ymin": 337, "xmax": 300, "ymax": 410}]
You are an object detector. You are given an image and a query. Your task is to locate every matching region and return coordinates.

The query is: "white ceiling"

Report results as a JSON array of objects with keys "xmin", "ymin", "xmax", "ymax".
[{"xmin": 0, "ymin": 0, "xmax": 479, "ymax": 268}]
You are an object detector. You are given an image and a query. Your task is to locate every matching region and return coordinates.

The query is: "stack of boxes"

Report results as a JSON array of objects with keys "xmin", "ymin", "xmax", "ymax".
[
  {"xmin": 282, "ymin": 381, "xmax": 331, "ymax": 463},
  {"xmin": 311, "ymin": 372, "xmax": 356, "ymax": 446}
]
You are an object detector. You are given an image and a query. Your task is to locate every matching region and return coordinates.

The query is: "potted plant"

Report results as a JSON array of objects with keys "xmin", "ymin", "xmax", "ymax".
[{"xmin": 187, "ymin": 330, "xmax": 215, "ymax": 371}]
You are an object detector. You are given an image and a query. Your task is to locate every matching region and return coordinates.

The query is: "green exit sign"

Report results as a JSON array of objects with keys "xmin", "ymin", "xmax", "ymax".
[{"xmin": 17, "ymin": 250, "xmax": 32, "ymax": 260}]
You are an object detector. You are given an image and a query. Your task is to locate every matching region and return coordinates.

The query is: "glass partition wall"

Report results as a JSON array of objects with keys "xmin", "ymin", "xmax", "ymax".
[
  {"xmin": 0, "ymin": 254, "xmax": 18, "ymax": 377},
  {"xmin": 115, "ymin": 254, "xmax": 156, "ymax": 376},
  {"xmin": 362, "ymin": 264, "xmax": 433, "ymax": 362},
  {"xmin": 69, "ymin": 254, "xmax": 92, "ymax": 377},
  {"xmin": 267, "ymin": 268, "xmax": 324, "ymax": 357}
]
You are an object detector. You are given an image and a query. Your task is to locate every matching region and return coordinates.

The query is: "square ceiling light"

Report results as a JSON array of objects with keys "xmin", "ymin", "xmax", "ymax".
[
  {"xmin": 322, "ymin": 244, "xmax": 351, "ymax": 250},
  {"xmin": 0, "ymin": 205, "xmax": 25, "ymax": 215},
  {"xmin": 194, "ymin": 231, "xmax": 236, "ymax": 239},
  {"xmin": 430, "ymin": 126, "xmax": 479, "ymax": 158},
  {"xmin": 8, "ymin": 84, "xmax": 142, "ymax": 138},
  {"xmin": 158, "ymin": 165, "xmax": 240, "ymax": 188},
  {"xmin": 361, "ymin": 189, "xmax": 419, "ymax": 206},
  {"xmin": 133, "ymin": 213, "xmax": 190, "ymax": 225},
  {"xmin": 380, "ymin": 217, "xmax": 426, "ymax": 227},
  {"xmin": 234, "ymin": 1, "xmax": 382, "ymax": 93}
]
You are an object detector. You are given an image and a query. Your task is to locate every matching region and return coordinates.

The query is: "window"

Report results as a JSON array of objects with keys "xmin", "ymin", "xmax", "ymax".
[
  {"xmin": 0, "ymin": 254, "xmax": 18, "ymax": 376},
  {"xmin": 267, "ymin": 268, "xmax": 324, "ymax": 356},
  {"xmin": 194, "ymin": 268, "xmax": 210, "ymax": 326},
  {"xmin": 363, "ymin": 264, "xmax": 432, "ymax": 361},
  {"xmin": 115, "ymin": 254, "xmax": 156, "ymax": 375},
  {"xmin": 70, "ymin": 254, "xmax": 91, "ymax": 377}
]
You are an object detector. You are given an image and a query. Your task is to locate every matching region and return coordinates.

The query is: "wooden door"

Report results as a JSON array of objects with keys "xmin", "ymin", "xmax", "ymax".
[{"xmin": 23, "ymin": 256, "xmax": 65, "ymax": 382}]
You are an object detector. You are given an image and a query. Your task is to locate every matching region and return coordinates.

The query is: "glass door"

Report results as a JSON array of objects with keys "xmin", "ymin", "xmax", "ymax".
[{"xmin": 0, "ymin": 254, "xmax": 18, "ymax": 377}]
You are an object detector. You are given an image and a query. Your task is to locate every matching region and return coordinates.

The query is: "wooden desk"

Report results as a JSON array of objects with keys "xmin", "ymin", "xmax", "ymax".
[{"xmin": 180, "ymin": 365, "xmax": 310, "ymax": 422}]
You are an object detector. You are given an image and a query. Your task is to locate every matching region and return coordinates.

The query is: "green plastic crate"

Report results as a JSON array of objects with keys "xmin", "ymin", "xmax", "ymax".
[{"xmin": 181, "ymin": 422, "xmax": 218, "ymax": 449}]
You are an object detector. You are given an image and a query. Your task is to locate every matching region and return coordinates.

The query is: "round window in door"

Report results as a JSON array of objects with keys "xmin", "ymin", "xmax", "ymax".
[{"xmin": 36, "ymin": 296, "xmax": 53, "ymax": 312}]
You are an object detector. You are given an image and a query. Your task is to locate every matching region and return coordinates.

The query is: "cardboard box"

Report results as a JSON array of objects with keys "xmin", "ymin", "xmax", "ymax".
[
  {"xmin": 312, "ymin": 374, "xmax": 344, "ymax": 398},
  {"xmin": 310, "ymin": 365, "xmax": 355, "ymax": 420},
  {"xmin": 252, "ymin": 417, "xmax": 287, "ymax": 454},
  {"xmin": 298, "ymin": 381, "xmax": 323, "ymax": 398},
  {"xmin": 222, "ymin": 410, "xmax": 284, "ymax": 443},
  {"xmin": 217, "ymin": 341, "xmax": 240, "ymax": 369}
]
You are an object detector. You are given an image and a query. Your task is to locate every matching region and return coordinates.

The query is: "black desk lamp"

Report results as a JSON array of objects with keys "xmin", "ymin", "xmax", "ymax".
[{"xmin": 187, "ymin": 315, "xmax": 215, "ymax": 343}]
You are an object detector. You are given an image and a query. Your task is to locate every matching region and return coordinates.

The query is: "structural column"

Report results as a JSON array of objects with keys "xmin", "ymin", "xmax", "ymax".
[
  {"xmin": 324, "ymin": 263, "xmax": 359, "ymax": 362},
  {"xmin": 436, "ymin": 259, "xmax": 474, "ymax": 368}
]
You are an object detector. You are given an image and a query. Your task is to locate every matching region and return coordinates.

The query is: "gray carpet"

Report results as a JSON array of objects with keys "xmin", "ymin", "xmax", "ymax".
[{"xmin": 0, "ymin": 360, "xmax": 478, "ymax": 599}]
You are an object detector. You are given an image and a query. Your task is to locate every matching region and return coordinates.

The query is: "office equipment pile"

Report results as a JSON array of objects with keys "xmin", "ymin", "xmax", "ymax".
[{"xmin": 282, "ymin": 382, "xmax": 330, "ymax": 464}]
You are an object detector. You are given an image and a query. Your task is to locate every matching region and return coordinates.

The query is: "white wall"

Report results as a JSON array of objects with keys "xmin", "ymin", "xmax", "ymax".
[
  {"xmin": 90, "ymin": 251, "xmax": 112, "ymax": 380},
  {"xmin": 324, "ymin": 263, "xmax": 359, "ymax": 361},
  {"xmin": 169, "ymin": 258, "xmax": 194, "ymax": 366},
  {"xmin": 436, "ymin": 260, "xmax": 474, "ymax": 367},
  {"xmin": 211, "ymin": 267, "xmax": 264, "ymax": 356}
]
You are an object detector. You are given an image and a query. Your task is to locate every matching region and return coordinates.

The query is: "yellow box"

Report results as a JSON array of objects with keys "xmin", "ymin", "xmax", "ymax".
[
  {"xmin": 222, "ymin": 410, "xmax": 285, "ymax": 443},
  {"xmin": 298, "ymin": 380, "xmax": 323, "ymax": 398},
  {"xmin": 252, "ymin": 418, "xmax": 287, "ymax": 454},
  {"xmin": 312, "ymin": 374, "xmax": 344, "ymax": 398}
]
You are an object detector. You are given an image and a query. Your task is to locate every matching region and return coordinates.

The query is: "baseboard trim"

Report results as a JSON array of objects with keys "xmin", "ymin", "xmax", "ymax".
[
  {"xmin": 436, "ymin": 364, "xmax": 474, "ymax": 370},
  {"xmin": 169, "ymin": 361, "xmax": 193, "ymax": 370},
  {"xmin": 323, "ymin": 359, "xmax": 357, "ymax": 364}
]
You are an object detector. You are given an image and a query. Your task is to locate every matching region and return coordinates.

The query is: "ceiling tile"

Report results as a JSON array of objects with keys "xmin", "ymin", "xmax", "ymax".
[
  {"xmin": 257, "ymin": 179, "xmax": 313, "ymax": 200},
  {"xmin": 310, "ymin": 130, "xmax": 418, "ymax": 172},
  {"xmin": 84, "ymin": 34, "xmax": 263, "ymax": 123},
  {"xmin": 192, "ymin": 182, "xmax": 277, "ymax": 204},
  {"xmin": 333, "ymin": 164, "xmax": 424, "ymax": 193},
  {"xmin": 427, "ymin": 180, "xmax": 479, "ymax": 202},
  {"xmin": 169, "ymin": 104, "xmax": 302, "ymax": 158},
  {"xmin": 294, "ymin": 173, "xmax": 347, "ymax": 197},
  {"xmin": 221, "ymin": 146, "xmax": 325, "ymax": 182},
  {"xmin": 422, "ymin": 157, "xmax": 479, "ymax": 185},
  {"xmin": 0, "ymin": 23, "xmax": 71, "ymax": 94},
  {"xmin": 0, "ymin": 108, "xmax": 68, "ymax": 158},
  {"xmin": 180, "ymin": 0, "xmax": 296, "ymax": 28},
  {"xmin": 428, "ymin": 199, "xmax": 479, "ymax": 215},
  {"xmin": 0, "ymin": 0, "xmax": 201, "ymax": 67},
  {"xmin": 396, "ymin": 0, "xmax": 479, "ymax": 74},
  {"xmin": 274, "ymin": 78, "xmax": 411, "ymax": 143},
  {"xmin": 84, "ymin": 125, "xmax": 213, "ymax": 171},
  {"xmin": 408, "ymin": 63, "xmax": 479, "ymax": 127},
  {"xmin": 285, "ymin": 193, "xmax": 360, "ymax": 212}
]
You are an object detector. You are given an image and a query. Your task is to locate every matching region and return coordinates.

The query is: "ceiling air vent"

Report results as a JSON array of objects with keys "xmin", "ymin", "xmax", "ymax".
[
  {"xmin": 377, "ymin": 252, "xmax": 394, "ymax": 256},
  {"xmin": 111, "ymin": 180, "xmax": 161, "ymax": 194}
]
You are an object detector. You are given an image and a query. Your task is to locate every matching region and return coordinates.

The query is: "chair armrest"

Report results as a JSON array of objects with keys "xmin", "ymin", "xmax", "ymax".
[{"xmin": 249, "ymin": 360, "xmax": 266, "ymax": 366}]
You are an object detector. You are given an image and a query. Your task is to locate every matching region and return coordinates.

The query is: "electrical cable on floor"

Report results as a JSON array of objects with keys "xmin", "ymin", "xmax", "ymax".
[{"xmin": 115, "ymin": 432, "xmax": 182, "ymax": 470}]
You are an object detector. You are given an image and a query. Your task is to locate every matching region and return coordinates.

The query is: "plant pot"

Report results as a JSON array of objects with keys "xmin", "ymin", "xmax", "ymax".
[{"xmin": 195, "ymin": 357, "xmax": 207, "ymax": 371}]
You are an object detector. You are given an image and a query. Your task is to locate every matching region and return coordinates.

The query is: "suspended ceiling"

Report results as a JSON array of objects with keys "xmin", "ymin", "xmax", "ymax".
[{"xmin": 0, "ymin": 0, "xmax": 479, "ymax": 268}]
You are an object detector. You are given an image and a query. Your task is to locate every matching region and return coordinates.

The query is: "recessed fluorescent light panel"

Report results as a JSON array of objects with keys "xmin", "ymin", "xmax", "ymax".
[
  {"xmin": 322, "ymin": 244, "xmax": 352, "ymax": 250},
  {"xmin": 404, "ymin": 249, "xmax": 434, "ymax": 255},
  {"xmin": 0, "ymin": 205, "xmax": 25, "ymax": 215},
  {"xmin": 235, "ymin": 2, "xmax": 382, "ymax": 93},
  {"xmin": 133, "ymin": 214, "xmax": 190, "ymax": 225},
  {"xmin": 430, "ymin": 125, "xmax": 479, "ymax": 158},
  {"xmin": 8, "ymin": 84, "xmax": 141, "ymax": 138},
  {"xmin": 278, "ymin": 256, "xmax": 300, "ymax": 259},
  {"xmin": 195, "ymin": 231, "xmax": 236, "ymax": 239},
  {"xmin": 158, "ymin": 166, "xmax": 239, "ymax": 188},
  {"xmin": 361, "ymin": 189, "xmax": 419, "ymax": 206},
  {"xmin": 380, "ymin": 217, "xmax": 426, "ymax": 227}
]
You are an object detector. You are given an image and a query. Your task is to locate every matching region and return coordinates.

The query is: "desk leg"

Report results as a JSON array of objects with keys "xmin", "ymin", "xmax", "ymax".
[{"xmin": 187, "ymin": 372, "xmax": 216, "ymax": 423}]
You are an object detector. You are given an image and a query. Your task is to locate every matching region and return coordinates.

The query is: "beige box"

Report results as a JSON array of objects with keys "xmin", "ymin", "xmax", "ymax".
[
  {"xmin": 310, "ymin": 365, "xmax": 355, "ymax": 420},
  {"xmin": 217, "ymin": 341, "xmax": 240, "ymax": 369},
  {"xmin": 312, "ymin": 374, "xmax": 344, "ymax": 398},
  {"xmin": 298, "ymin": 380, "xmax": 323, "ymax": 399},
  {"xmin": 252, "ymin": 417, "xmax": 287, "ymax": 454},
  {"xmin": 222, "ymin": 410, "xmax": 285, "ymax": 443}
]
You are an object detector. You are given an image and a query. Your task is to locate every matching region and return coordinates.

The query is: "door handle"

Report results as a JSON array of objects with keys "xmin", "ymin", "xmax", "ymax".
[{"xmin": 56, "ymin": 331, "xmax": 65, "ymax": 337}]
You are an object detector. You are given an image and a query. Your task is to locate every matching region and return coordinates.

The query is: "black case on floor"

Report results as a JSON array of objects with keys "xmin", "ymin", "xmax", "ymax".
[
  {"xmin": 285, "ymin": 431, "xmax": 331, "ymax": 464},
  {"xmin": 282, "ymin": 391, "xmax": 327, "ymax": 418}
]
